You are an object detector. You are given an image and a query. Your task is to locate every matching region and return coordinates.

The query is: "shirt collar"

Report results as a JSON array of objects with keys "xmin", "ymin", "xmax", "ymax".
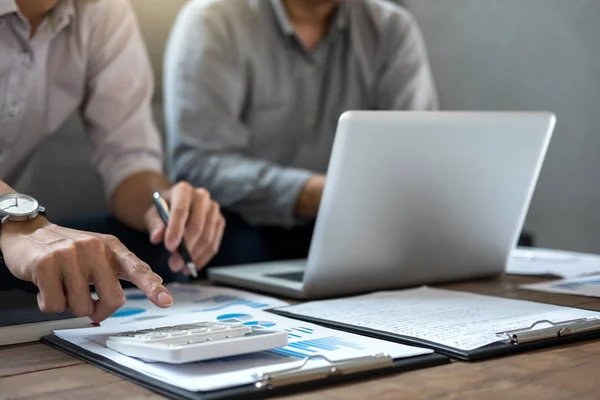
[
  {"xmin": 49, "ymin": 0, "xmax": 75, "ymax": 28},
  {"xmin": 270, "ymin": 0, "xmax": 349, "ymax": 36},
  {"xmin": 0, "ymin": 0, "xmax": 18, "ymax": 17},
  {"xmin": 0, "ymin": 0, "xmax": 74, "ymax": 25}
]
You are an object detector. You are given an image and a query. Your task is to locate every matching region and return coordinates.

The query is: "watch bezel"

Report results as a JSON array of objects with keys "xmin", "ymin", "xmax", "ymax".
[{"xmin": 0, "ymin": 193, "xmax": 45, "ymax": 222}]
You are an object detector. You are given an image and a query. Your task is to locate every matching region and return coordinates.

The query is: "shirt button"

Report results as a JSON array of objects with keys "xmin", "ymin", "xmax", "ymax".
[
  {"xmin": 305, "ymin": 117, "xmax": 316, "ymax": 127},
  {"xmin": 8, "ymin": 103, "xmax": 20, "ymax": 117},
  {"xmin": 20, "ymin": 51, "xmax": 32, "ymax": 64}
]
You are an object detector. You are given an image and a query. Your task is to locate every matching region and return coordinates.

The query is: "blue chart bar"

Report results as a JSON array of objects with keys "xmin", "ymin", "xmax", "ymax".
[
  {"xmin": 299, "ymin": 327, "xmax": 314, "ymax": 331},
  {"xmin": 268, "ymin": 348, "xmax": 307, "ymax": 359},
  {"xmin": 294, "ymin": 328, "xmax": 314, "ymax": 334},
  {"xmin": 288, "ymin": 333, "xmax": 302, "ymax": 338},
  {"xmin": 288, "ymin": 337, "xmax": 364, "ymax": 353}
]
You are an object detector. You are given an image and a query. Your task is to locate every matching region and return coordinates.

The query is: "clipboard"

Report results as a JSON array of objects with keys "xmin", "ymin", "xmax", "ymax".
[
  {"xmin": 42, "ymin": 334, "xmax": 449, "ymax": 400},
  {"xmin": 270, "ymin": 311, "xmax": 600, "ymax": 361}
]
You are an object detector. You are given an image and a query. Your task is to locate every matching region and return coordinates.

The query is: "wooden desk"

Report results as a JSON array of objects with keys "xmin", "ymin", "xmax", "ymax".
[{"xmin": 2, "ymin": 275, "xmax": 600, "ymax": 400}]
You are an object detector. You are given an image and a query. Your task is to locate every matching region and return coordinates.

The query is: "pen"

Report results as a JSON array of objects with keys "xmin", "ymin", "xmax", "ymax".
[{"xmin": 152, "ymin": 192, "xmax": 198, "ymax": 278}]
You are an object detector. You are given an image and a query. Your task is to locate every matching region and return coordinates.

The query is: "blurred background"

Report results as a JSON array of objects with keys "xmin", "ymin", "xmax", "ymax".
[{"xmin": 21, "ymin": 0, "xmax": 600, "ymax": 254}]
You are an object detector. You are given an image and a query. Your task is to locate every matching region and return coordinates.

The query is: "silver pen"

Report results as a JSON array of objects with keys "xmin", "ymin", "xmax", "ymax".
[{"xmin": 152, "ymin": 192, "xmax": 198, "ymax": 278}]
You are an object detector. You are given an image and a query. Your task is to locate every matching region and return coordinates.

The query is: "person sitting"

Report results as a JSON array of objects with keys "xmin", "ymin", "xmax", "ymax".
[
  {"xmin": 164, "ymin": 0, "xmax": 438, "ymax": 266},
  {"xmin": 0, "ymin": 0, "xmax": 225, "ymax": 322}
]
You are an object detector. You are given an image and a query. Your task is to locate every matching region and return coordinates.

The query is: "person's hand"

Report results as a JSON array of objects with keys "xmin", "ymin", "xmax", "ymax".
[
  {"xmin": 0, "ymin": 218, "xmax": 173, "ymax": 322},
  {"xmin": 145, "ymin": 182, "xmax": 225, "ymax": 275},
  {"xmin": 295, "ymin": 175, "xmax": 326, "ymax": 219}
]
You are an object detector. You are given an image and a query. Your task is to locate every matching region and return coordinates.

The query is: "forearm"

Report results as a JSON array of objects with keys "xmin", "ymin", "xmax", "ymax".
[
  {"xmin": 174, "ymin": 151, "xmax": 313, "ymax": 227},
  {"xmin": 110, "ymin": 171, "xmax": 172, "ymax": 232},
  {"xmin": 294, "ymin": 175, "xmax": 326, "ymax": 219},
  {"xmin": 0, "ymin": 181, "xmax": 15, "ymax": 195}
]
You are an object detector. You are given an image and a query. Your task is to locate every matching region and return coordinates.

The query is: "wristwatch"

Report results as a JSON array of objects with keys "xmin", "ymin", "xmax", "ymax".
[{"xmin": 0, "ymin": 193, "xmax": 46, "ymax": 263}]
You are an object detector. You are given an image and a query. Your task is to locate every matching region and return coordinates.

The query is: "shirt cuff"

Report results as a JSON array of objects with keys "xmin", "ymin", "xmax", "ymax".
[
  {"xmin": 261, "ymin": 167, "xmax": 314, "ymax": 228},
  {"xmin": 99, "ymin": 153, "xmax": 164, "ymax": 200}
]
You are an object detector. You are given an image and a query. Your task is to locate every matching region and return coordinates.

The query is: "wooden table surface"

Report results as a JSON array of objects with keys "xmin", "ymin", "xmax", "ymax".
[{"xmin": 2, "ymin": 275, "xmax": 600, "ymax": 400}]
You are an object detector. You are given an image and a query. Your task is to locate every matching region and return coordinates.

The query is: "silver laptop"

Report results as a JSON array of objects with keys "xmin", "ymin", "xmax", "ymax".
[{"xmin": 209, "ymin": 111, "xmax": 556, "ymax": 299}]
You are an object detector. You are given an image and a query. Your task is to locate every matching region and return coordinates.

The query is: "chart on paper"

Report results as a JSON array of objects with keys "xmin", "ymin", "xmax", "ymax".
[
  {"xmin": 98, "ymin": 284, "xmax": 289, "ymax": 327},
  {"xmin": 216, "ymin": 312, "xmax": 364, "ymax": 359}
]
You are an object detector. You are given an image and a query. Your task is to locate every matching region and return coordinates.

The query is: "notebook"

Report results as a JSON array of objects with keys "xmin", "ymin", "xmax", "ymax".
[
  {"xmin": 272, "ymin": 287, "xmax": 600, "ymax": 360},
  {"xmin": 0, "ymin": 290, "xmax": 92, "ymax": 346}
]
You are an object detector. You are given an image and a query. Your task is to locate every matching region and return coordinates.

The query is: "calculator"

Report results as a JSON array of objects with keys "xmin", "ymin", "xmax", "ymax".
[{"xmin": 106, "ymin": 322, "xmax": 288, "ymax": 364}]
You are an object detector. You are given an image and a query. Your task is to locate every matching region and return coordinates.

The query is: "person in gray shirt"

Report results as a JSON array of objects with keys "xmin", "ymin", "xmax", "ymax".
[{"xmin": 165, "ymin": 0, "xmax": 439, "ymax": 265}]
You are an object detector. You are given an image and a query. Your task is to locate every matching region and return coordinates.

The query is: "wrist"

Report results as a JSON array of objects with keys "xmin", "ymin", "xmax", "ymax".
[
  {"xmin": 0, "ymin": 217, "xmax": 49, "ymax": 266},
  {"xmin": 1, "ymin": 216, "xmax": 51, "ymax": 241},
  {"xmin": 295, "ymin": 175, "xmax": 326, "ymax": 218},
  {"xmin": 0, "ymin": 181, "xmax": 15, "ymax": 196}
]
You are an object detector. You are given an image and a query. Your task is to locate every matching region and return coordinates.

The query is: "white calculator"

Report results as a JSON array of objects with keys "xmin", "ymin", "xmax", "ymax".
[{"xmin": 106, "ymin": 322, "xmax": 288, "ymax": 364}]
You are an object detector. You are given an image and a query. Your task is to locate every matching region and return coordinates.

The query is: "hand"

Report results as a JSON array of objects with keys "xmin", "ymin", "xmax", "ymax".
[
  {"xmin": 145, "ymin": 182, "xmax": 225, "ymax": 275},
  {"xmin": 295, "ymin": 175, "xmax": 326, "ymax": 219},
  {"xmin": 0, "ymin": 218, "xmax": 173, "ymax": 322}
]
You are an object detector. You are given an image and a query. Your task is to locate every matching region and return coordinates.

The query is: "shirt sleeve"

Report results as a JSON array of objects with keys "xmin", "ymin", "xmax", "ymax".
[
  {"xmin": 81, "ymin": 0, "xmax": 164, "ymax": 199},
  {"xmin": 164, "ymin": 3, "xmax": 313, "ymax": 228},
  {"xmin": 375, "ymin": 11, "xmax": 440, "ymax": 111}
]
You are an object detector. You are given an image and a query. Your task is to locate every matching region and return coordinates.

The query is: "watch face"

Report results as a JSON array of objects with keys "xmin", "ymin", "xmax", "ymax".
[{"xmin": 0, "ymin": 194, "xmax": 39, "ymax": 217}]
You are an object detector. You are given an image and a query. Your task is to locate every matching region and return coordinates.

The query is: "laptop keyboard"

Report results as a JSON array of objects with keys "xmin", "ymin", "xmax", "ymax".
[{"xmin": 265, "ymin": 271, "xmax": 305, "ymax": 282}]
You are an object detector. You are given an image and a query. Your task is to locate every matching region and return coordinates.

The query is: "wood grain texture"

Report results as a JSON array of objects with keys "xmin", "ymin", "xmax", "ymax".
[
  {"xmin": 2, "ymin": 275, "xmax": 600, "ymax": 400},
  {"xmin": 0, "ymin": 343, "xmax": 83, "ymax": 378}
]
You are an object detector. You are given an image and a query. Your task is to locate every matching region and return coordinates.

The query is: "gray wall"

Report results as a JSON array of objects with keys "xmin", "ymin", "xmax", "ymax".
[{"xmin": 404, "ymin": 0, "xmax": 600, "ymax": 253}]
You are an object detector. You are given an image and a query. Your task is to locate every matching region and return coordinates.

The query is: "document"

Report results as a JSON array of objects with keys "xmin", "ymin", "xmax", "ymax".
[
  {"xmin": 278, "ymin": 287, "xmax": 600, "ymax": 351},
  {"xmin": 521, "ymin": 275, "xmax": 600, "ymax": 298},
  {"xmin": 55, "ymin": 306, "xmax": 431, "ymax": 392},
  {"xmin": 507, "ymin": 247, "xmax": 600, "ymax": 278},
  {"xmin": 99, "ymin": 283, "xmax": 289, "ymax": 327}
]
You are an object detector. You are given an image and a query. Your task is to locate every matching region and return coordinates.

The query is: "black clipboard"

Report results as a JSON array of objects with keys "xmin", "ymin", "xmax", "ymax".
[
  {"xmin": 270, "ymin": 310, "xmax": 600, "ymax": 361},
  {"xmin": 43, "ymin": 334, "xmax": 449, "ymax": 400}
]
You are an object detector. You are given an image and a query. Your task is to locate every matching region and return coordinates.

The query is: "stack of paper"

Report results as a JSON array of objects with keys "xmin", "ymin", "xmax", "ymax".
[
  {"xmin": 54, "ymin": 307, "xmax": 432, "ymax": 392},
  {"xmin": 520, "ymin": 275, "xmax": 600, "ymax": 298},
  {"xmin": 276, "ymin": 287, "xmax": 600, "ymax": 352},
  {"xmin": 507, "ymin": 247, "xmax": 600, "ymax": 278}
]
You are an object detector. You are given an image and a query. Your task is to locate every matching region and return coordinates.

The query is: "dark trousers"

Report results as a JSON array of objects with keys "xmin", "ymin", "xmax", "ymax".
[{"xmin": 208, "ymin": 213, "xmax": 315, "ymax": 267}]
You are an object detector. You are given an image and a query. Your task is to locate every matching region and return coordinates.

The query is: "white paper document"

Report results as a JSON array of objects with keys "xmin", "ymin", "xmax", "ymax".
[
  {"xmin": 278, "ymin": 287, "xmax": 600, "ymax": 352},
  {"xmin": 520, "ymin": 275, "xmax": 600, "ymax": 298},
  {"xmin": 55, "ymin": 306, "xmax": 431, "ymax": 392},
  {"xmin": 507, "ymin": 247, "xmax": 600, "ymax": 278},
  {"xmin": 99, "ymin": 283, "xmax": 289, "ymax": 327}
]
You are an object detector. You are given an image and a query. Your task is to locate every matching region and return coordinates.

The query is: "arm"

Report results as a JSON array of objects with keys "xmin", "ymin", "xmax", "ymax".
[
  {"xmin": 0, "ymin": 181, "xmax": 15, "ymax": 195},
  {"xmin": 82, "ymin": 0, "xmax": 165, "ymax": 224},
  {"xmin": 294, "ymin": 175, "xmax": 326, "ymax": 219},
  {"xmin": 164, "ymin": 3, "xmax": 314, "ymax": 227},
  {"xmin": 375, "ymin": 11, "xmax": 439, "ymax": 111},
  {"xmin": 82, "ymin": 0, "xmax": 223, "ymax": 271},
  {"xmin": 0, "ymin": 181, "xmax": 172, "ymax": 321}
]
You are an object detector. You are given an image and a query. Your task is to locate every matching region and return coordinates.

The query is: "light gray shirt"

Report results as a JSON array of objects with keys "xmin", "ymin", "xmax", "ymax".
[
  {"xmin": 0, "ymin": 0, "xmax": 163, "ymax": 198},
  {"xmin": 165, "ymin": 0, "xmax": 438, "ymax": 227}
]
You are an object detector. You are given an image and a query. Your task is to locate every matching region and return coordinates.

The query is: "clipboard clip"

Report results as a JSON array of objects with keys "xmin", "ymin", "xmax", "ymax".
[
  {"xmin": 497, "ymin": 317, "xmax": 600, "ymax": 344},
  {"xmin": 253, "ymin": 353, "xmax": 393, "ymax": 389}
]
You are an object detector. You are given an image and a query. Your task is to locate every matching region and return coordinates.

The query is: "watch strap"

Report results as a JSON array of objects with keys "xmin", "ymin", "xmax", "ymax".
[{"xmin": 0, "ymin": 225, "xmax": 4, "ymax": 265}]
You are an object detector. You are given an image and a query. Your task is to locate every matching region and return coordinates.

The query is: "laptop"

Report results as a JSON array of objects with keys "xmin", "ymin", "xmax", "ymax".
[{"xmin": 209, "ymin": 111, "xmax": 556, "ymax": 299}]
